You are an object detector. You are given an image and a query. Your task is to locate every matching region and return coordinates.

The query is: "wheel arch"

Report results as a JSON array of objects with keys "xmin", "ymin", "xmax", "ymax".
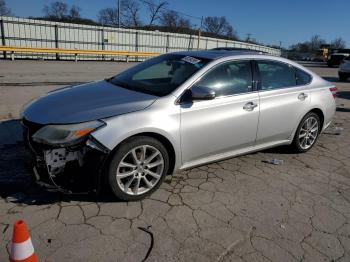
[
  {"xmin": 290, "ymin": 107, "xmax": 325, "ymax": 141},
  {"xmin": 108, "ymin": 131, "xmax": 177, "ymax": 176},
  {"xmin": 308, "ymin": 108, "xmax": 325, "ymax": 130}
]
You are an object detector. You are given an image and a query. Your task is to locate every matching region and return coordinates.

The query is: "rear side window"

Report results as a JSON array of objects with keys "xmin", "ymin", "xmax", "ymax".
[
  {"xmin": 196, "ymin": 60, "xmax": 253, "ymax": 97},
  {"xmin": 295, "ymin": 68, "xmax": 312, "ymax": 86},
  {"xmin": 257, "ymin": 61, "xmax": 296, "ymax": 90}
]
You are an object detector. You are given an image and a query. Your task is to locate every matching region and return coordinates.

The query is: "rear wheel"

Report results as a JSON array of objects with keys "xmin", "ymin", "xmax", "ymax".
[
  {"xmin": 291, "ymin": 112, "xmax": 321, "ymax": 153},
  {"xmin": 107, "ymin": 136, "xmax": 169, "ymax": 201}
]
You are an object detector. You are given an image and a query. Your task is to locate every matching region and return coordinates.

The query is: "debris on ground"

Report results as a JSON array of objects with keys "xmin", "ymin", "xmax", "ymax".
[
  {"xmin": 138, "ymin": 226, "xmax": 154, "ymax": 262},
  {"xmin": 334, "ymin": 127, "xmax": 344, "ymax": 135},
  {"xmin": 6, "ymin": 192, "xmax": 27, "ymax": 202},
  {"xmin": 263, "ymin": 159, "xmax": 284, "ymax": 165},
  {"xmin": 324, "ymin": 125, "xmax": 344, "ymax": 135},
  {"xmin": 1, "ymin": 224, "xmax": 9, "ymax": 234}
]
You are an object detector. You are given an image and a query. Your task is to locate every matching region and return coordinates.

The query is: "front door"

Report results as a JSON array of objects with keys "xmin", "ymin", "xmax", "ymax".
[{"xmin": 180, "ymin": 60, "xmax": 260, "ymax": 166}]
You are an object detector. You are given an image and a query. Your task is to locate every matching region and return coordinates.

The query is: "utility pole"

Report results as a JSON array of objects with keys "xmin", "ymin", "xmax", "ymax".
[
  {"xmin": 246, "ymin": 33, "xmax": 252, "ymax": 42},
  {"xmin": 118, "ymin": 0, "xmax": 121, "ymax": 28},
  {"xmin": 197, "ymin": 16, "xmax": 203, "ymax": 50}
]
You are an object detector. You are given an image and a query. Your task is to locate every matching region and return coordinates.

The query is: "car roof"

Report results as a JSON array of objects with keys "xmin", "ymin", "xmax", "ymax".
[
  {"xmin": 171, "ymin": 50, "xmax": 266, "ymax": 60},
  {"xmin": 169, "ymin": 50, "xmax": 318, "ymax": 80}
]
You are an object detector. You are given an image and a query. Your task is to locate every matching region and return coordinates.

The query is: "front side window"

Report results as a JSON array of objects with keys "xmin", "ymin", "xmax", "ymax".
[
  {"xmin": 195, "ymin": 60, "xmax": 253, "ymax": 97},
  {"xmin": 110, "ymin": 54, "xmax": 210, "ymax": 96},
  {"xmin": 257, "ymin": 61, "xmax": 296, "ymax": 90}
]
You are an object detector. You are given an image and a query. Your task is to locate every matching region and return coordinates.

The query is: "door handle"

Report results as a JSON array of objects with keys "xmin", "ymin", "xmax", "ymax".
[
  {"xmin": 298, "ymin": 93, "xmax": 308, "ymax": 100},
  {"xmin": 243, "ymin": 102, "xmax": 258, "ymax": 111}
]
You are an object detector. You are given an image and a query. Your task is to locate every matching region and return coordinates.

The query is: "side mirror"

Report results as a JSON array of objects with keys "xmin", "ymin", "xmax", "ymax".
[{"xmin": 190, "ymin": 85, "xmax": 215, "ymax": 100}]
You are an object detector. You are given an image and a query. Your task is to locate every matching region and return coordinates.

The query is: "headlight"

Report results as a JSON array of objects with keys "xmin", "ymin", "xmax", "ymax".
[{"xmin": 32, "ymin": 120, "xmax": 106, "ymax": 146}]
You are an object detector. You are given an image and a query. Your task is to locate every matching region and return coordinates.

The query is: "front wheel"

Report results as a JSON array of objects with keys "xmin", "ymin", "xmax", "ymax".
[
  {"xmin": 291, "ymin": 112, "xmax": 321, "ymax": 153},
  {"xmin": 107, "ymin": 136, "xmax": 169, "ymax": 201}
]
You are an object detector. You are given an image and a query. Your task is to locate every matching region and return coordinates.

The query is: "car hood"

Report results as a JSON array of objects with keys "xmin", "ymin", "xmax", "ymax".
[{"xmin": 22, "ymin": 80, "xmax": 157, "ymax": 124}]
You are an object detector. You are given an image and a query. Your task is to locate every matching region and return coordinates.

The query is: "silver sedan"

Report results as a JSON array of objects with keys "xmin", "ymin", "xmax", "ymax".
[{"xmin": 22, "ymin": 50, "xmax": 337, "ymax": 200}]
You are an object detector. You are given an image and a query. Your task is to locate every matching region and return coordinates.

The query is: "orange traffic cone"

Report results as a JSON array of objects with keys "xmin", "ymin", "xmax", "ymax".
[{"xmin": 9, "ymin": 220, "xmax": 38, "ymax": 262}]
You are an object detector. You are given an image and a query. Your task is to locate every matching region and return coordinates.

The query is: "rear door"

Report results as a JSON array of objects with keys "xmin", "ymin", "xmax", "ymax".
[{"xmin": 255, "ymin": 60, "xmax": 312, "ymax": 144}]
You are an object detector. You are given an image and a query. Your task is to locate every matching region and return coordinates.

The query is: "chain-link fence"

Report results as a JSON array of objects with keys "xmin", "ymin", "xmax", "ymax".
[{"xmin": 0, "ymin": 16, "xmax": 281, "ymax": 60}]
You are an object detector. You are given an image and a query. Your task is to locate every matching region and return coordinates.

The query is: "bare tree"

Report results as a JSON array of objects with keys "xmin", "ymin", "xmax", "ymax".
[
  {"xmin": 331, "ymin": 37, "xmax": 346, "ymax": 49},
  {"xmin": 224, "ymin": 25, "xmax": 238, "ymax": 40},
  {"xmin": 122, "ymin": 0, "xmax": 141, "ymax": 27},
  {"xmin": 43, "ymin": 1, "xmax": 68, "ymax": 20},
  {"xmin": 290, "ymin": 35, "xmax": 327, "ymax": 53},
  {"xmin": 159, "ymin": 10, "xmax": 191, "ymax": 29},
  {"xmin": 203, "ymin": 16, "xmax": 236, "ymax": 39},
  {"xmin": 69, "ymin": 5, "xmax": 81, "ymax": 20},
  {"xmin": 98, "ymin": 8, "xmax": 119, "ymax": 26},
  {"xmin": 144, "ymin": 0, "xmax": 168, "ymax": 26},
  {"xmin": 0, "ymin": 0, "xmax": 11, "ymax": 16},
  {"xmin": 309, "ymin": 35, "xmax": 326, "ymax": 50}
]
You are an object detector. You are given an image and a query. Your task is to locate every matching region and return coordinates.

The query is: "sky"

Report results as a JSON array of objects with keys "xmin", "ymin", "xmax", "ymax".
[{"xmin": 4, "ymin": 0, "xmax": 350, "ymax": 48}]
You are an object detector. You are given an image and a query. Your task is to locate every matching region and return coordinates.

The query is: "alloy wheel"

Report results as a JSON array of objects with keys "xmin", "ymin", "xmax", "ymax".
[
  {"xmin": 298, "ymin": 116, "xmax": 319, "ymax": 150},
  {"xmin": 116, "ymin": 145, "xmax": 164, "ymax": 196}
]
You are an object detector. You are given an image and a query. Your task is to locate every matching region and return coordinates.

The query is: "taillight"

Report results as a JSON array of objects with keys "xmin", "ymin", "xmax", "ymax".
[{"xmin": 329, "ymin": 87, "xmax": 337, "ymax": 99}]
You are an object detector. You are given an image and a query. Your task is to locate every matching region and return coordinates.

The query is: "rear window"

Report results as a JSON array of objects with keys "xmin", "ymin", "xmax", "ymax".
[
  {"xmin": 257, "ymin": 60, "xmax": 296, "ymax": 90},
  {"xmin": 295, "ymin": 68, "xmax": 312, "ymax": 86}
]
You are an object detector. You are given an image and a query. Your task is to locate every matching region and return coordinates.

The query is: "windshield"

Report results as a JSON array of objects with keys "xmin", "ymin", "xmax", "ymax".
[{"xmin": 110, "ymin": 54, "xmax": 211, "ymax": 96}]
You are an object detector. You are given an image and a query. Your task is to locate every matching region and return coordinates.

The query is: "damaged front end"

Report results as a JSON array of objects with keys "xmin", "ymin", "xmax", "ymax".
[{"xmin": 22, "ymin": 118, "xmax": 110, "ymax": 194}]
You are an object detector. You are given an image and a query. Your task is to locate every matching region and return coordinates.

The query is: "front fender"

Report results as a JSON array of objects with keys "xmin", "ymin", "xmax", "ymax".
[{"xmin": 91, "ymin": 103, "xmax": 182, "ymax": 171}]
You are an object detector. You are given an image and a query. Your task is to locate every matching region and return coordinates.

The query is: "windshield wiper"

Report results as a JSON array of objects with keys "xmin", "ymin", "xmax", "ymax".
[
  {"xmin": 107, "ymin": 78, "xmax": 139, "ymax": 92},
  {"xmin": 105, "ymin": 78, "xmax": 160, "ymax": 96},
  {"xmin": 104, "ymin": 77, "xmax": 113, "ymax": 82}
]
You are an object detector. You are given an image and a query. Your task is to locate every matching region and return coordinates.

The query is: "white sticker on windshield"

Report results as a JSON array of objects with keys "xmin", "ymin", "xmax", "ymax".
[{"xmin": 182, "ymin": 56, "xmax": 201, "ymax": 64}]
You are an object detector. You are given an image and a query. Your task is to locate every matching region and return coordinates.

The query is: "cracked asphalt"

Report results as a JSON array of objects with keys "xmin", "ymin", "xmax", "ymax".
[{"xmin": 1, "ymin": 61, "xmax": 350, "ymax": 262}]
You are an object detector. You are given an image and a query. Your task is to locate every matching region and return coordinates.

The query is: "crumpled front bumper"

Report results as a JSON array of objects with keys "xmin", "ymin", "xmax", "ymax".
[{"xmin": 22, "ymin": 120, "xmax": 110, "ymax": 194}]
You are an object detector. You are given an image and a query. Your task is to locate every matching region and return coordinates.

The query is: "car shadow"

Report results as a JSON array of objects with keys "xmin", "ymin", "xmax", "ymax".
[
  {"xmin": 337, "ymin": 91, "xmax": 350, "ymax": 100},
  {"xmin": 0, "ymin": 119, "xmax": 122, "ymax": 205},
  {"xmin": 260, "ymin": 145, "xmax": 295, "ymax": 155},
  {"xmin": 322, "ymin": 76, "xmax": 339, "ymax": 82},
  {"xmin": 322, "ymin": 76, "xmax": 350, "ymax": 83},
  {"xmin": 337, "ymin": 107, "xmax": 350, "ymax": 112}
]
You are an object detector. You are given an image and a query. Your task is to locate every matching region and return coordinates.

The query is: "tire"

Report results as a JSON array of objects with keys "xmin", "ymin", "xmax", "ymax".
[
  {"xmin": 291, "ymin": 112, "xmax": 321, "ymax": 153},
  {"xmin": 107, "ymin": 136, "xmax": 169, "ymax": 201}
]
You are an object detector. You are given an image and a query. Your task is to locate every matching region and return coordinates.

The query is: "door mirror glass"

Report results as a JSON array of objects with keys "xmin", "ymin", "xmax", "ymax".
[{"xmin": 190, "ymin": 85, "xmax": 216, "ymax": 100}]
